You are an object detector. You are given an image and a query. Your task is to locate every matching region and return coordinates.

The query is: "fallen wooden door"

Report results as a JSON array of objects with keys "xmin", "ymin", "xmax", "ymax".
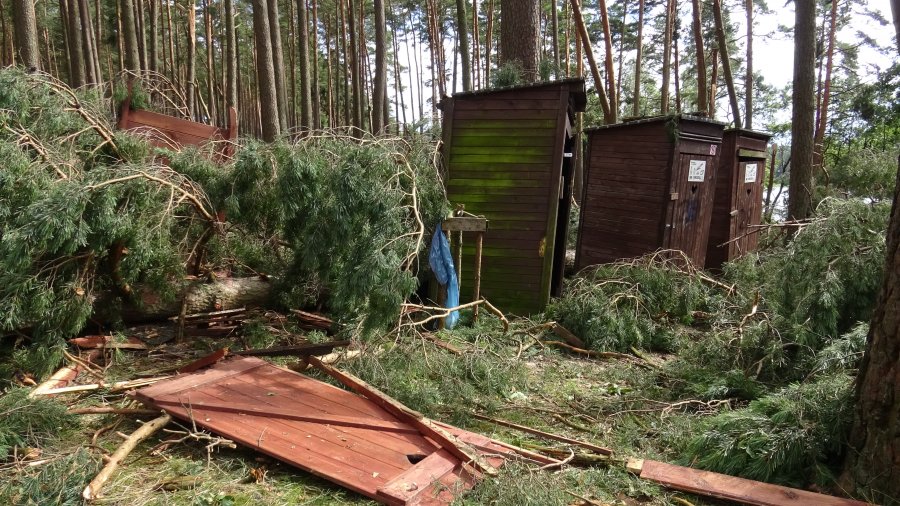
[{"xmin": 132, "ymin": 357, "xmax": 532, "ymax": 505}]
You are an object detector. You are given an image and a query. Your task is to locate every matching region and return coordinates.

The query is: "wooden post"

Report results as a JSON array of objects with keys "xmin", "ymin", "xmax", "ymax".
[{"xmin": 473, "ymin": 231, "xmax": 483, "ymax": 322}]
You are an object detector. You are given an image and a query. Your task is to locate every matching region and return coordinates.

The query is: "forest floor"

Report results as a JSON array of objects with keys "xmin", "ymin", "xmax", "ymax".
[{"xmin": 2, "ymin": 314, "xmax": 721, "ymax": 506}]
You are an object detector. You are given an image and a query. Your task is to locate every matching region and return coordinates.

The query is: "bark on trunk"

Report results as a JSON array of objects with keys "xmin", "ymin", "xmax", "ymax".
[
  {"xmin": 713, "ymin": 0, "xmax": 741, "ymax": 127},
  {"xmin": 372, "ymin": 0, "xmax": 387, "ymax": 131},
  {"xmin": 744, "ymin": 0, "xmax": 752, "ymax": 128},
  {"xmin": 813, "ymin": 0, "xmax": 837, "ymax": 176},
  {"xmin": 455, "ymin": 0, "xmax": 472, "ymax": 91},
  {"xmin": 266, "ymin": 0, "xmax": 287, "ymax": 131},
  {"xmin": 225, "ymin": 0, "xmax": 237, "ymax": 126},
  {"xmin": 787, "ymin": 0, "xmax": 816, "ymax": 221},
  {"xmin": 660, "ymin": 0, "xmax": 673, "ymax": 113},
  {"xmin": 633, "ymin": 0, "xmax": 643, "ymax": 116},
  {"xmin": 11, "ymin": 0, "xmax": 40, "ymax": 70},
  {"xmin": 252, "ymin": 0, "xmax": 280, "ymax": 141},
  {"xmin": 597, "ymin": 0, "xmax": 616, "ymax": 121},
  {"xmin": 296, "ymin": 0, "xmax": 312, "ymax": 131},
  {"xmin": 691, "ymin": 0, "xmax": 707, "ymax": 114},
  {"xmin": 840, "ymin": 154, "xmax": 900, "ymax": 504},
  {"xmin": 499, "ymin": 0, "xmax": 540, "ymax": 82},
  {"xmin": 115, "ymin": 277, "xmax": 274, "ymax": 323},
  {"xmin": 68, "ymin": 0, "xmax": 86, "ymax": 85}
]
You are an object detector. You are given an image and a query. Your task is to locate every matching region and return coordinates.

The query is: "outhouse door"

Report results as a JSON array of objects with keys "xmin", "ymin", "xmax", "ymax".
[
  {"xmin": 729, "ymin": 156, "xmax": 765, "ymax": 258},
  {"xmin": 664, "ymin": 149, "xmax": 717, "ymax": 264}
]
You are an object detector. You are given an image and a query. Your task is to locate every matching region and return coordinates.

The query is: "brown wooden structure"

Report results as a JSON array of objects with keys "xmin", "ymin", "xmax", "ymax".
[
  {"xmin": 440, "ymin": 79, "xmax": 586, "ymax": 315},
  {"xmin": 575, "ymin": 115, "xmax": 726, "ymax": 269},
  {"xmin": 118, "ymin": 95, "xmax": 237, "ymax": 159},
  {"xmin": 705, "ymin": 129, "xmax": 772, "ymax": 270},
  {"xmin": 133, "ymin": 357, "xmax": 555, "ymax": 505}
]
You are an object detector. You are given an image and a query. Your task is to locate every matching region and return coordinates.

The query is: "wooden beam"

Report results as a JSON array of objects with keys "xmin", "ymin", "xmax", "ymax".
[
  {"xmin": 308, "ymin": 357, "xmax": 498, "ymax": 476},
  {"xmin": 231, "ymin": 340, "xmax": 351, "ymax": 358},
  {"xmin": 441, "ymin": 216, "xmax": 488, "ymax": 232},
  {"xmin": 634, "ymin": 459, "xmax": 869, "ymax": 506}
]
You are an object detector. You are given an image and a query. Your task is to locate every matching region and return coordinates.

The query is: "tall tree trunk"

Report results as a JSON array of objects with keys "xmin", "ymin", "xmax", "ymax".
[
  {"xmin": 597, "ymin": 0, "xmax": 616, "ymax": 121},
  {"xmin": 813, "ymin": 0, "xmax": 837, "ymax": 175},
  {"xmin": 673, "ymin": 34, "xmax": 681, "ymax": 113},
  {"xmin": 267, "ymin": 0, "xmax": 286, "ymax": 131},
  {"xmin": 68, "ymin": 0, "xmax": 86, "ymax": 84},
  {"xmin": 569, "ymin": 0, "xmax": 612, "ymax": 122},
  {"xmin": 455, "ymin": 0, "xmax": 472, "ymax": 91},
  {"xmin": 633, "ymin": 0, "xmax": 643, "ymax": 116},
  {"xmin": 744, "ymin": 0, "xmax": 752, "ymax": 128},
  {"xmin": 225, "ymin": 0, "xmax": 237, "ymax": 127},
  {"xmin": 787, "ymin": 0, "xmax": 816, "ymax": 221},
  {"xmin": 340, "ymin": 0, "xmax": 349, "ymax": 126},
  {"xmin": 186, "ymin": 0, "xmax": 196, "ymax": 118},
  {"xmin": 660, "ymin": 0, "xmax": 673, "ymax": 113},
  {"xmin": 708, "ymin": 47, "xmax": 718, "ymax": 118},
  {"xmin": 165, "ymin": 0, "xmax": 176, "ymax": 81},
  {"xmin": 149, "ymin": 0, "xmax": 159, "ymax": 73},
  {"xmin": 252, "ymin": 0, "xmax": 280, "ymax": 141},
  {"xmin": 347, "ymin": 0, "xmax": 362, "ymax": 129},
  {"xmin": 203, "ymin": 0, "xmax": 217, "ymax": 125},
  {"xmin": 312, "ymin": 0, "xmax": 321, "ymax": 129},
  {"xmin": 297, "ymin": 0, "xmax": 312, "ymax": 130},
  {"xmin": 11, "ymin": 0, "xmax": 40, "ymax": 70},
  {"xmin": 691, "ymin": 0, "xmax": 707, "ymax": 114},
  {"xmin": 472, "ymin": 0, "xmax": 480, "ymax": 87},
  {"xmin": 77, "ymin": 0, "xmax": 97, "ymax": 84},
  {"xmin": 485, "ymin": 0, "xmax": 493, "ymax": 84},
  {"xmin": 499, "ymin": 0, "xmax": 539, "ymax": 81},
  {"xmin": 551, "ymin": 0, "xmax": 559, "ymax": 72},
  {"xmin": 121, "ymin": 0, "xmax": 140, "ymax": 72},
  {"xmin": 615, "ymin": 0, "xmax": 627, "ymax": 105},
  {"xmin": 839, "ymin": 153, "xmax": 900, "ymax": 504},
  {"xmin": 713, "ymin": 0, "xmax": 740, "ymax": 126},
  {"xmin": 372, "ymin": 0, "xmax": 387, "ymax": 131}
]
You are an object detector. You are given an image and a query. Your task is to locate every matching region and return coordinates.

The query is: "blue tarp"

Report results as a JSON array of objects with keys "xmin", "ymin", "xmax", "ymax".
[{"xmin": 428, "ymin": 223, "xmax": 460, "ymax": 329}]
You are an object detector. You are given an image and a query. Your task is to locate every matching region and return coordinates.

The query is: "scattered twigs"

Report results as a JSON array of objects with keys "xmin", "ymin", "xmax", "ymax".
[
  {"xmin": 471, "ymin": 413, "xmax": 613, "ymax": 455},
  {"xmin": 400, "ymin": 298, "xmax": 509, "ymax": 332},
  {"xmin": 566, "ymin": 490, "xmax": 607, "ymax": 506},
  {"xmin": 31, "ymin": 376, "xmax": 172, "ymax": 396},
  {"xmin": 541, "ymin": 340, "xmax": 655, "ymax": 369},
  {"xmin": 68, "ymin": 407, "xmax": 162, "ymax": 416},
  {"xmin": 232, "ymin": 340, "xmax": 351, "ymax": 357},
  {"xmin": 28, "ymin": 349, "xmax": 101, "ymax": 398},
  {"xmin": 82, "ymin": 413, "xmax": 172, "ymax": 500},
  {"xmin": 539, "ymin": 448, "xmax": 576, "ymax": 470}
]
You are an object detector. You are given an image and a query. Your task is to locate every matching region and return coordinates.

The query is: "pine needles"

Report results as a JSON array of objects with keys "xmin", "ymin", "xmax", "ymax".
[{"xmin": 0, "ymin": 388, "xmax": 77, "ymax": 460}]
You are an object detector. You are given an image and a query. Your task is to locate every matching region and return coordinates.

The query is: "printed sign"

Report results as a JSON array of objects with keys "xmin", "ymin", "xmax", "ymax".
[
  {"xmin": 709, "ymin": 144, "xmax": 717, "ymax": 155},
  {"xmin": 744, "ymin": 163, "xmax": 758, "ymax": 183},
  {"xmin": 688, "ymin": 160, "xmax": 707, "ymax": 182}
]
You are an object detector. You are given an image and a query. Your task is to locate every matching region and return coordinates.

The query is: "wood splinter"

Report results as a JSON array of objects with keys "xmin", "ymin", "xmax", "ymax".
[{"xmin": 83, "ymin": 413, "xmax": 172, "ymax": 501}]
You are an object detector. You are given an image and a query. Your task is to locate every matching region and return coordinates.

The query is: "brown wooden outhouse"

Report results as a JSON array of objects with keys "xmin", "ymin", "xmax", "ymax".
[
  {"xmin": 575, "ymin": 115, "xmax": 726, "ymax": 269},
  {"xmin": 440, "ymin": 79, "xmax": 586, "ymax": 315},
  {"xmin": 705, "ymin": 129, "xmax": 772, "ymax": 270}
]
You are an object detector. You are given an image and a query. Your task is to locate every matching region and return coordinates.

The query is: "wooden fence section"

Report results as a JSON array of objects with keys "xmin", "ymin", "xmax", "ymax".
[
  {"xmin": 118, "ymin": 94, "xmax": 237, "ymax": 159},
  {"xmin": 441, "ymin": 79, "xmax": 586, "ymax": 316},
  {"xmin": 132, "ymin": 357, "xmax": 549, "ymax": 505}
]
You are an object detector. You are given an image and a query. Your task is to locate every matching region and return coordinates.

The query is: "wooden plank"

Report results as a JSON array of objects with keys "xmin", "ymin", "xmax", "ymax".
[
  {"xmin": 151, "ymin": 398, "xmax": 419, "ymax": 434},
  {"xmin": 441, "ymin": 217, "xmax": 488, "ymax": 232},
  {"xmin": 450, "ymin": 154, "xmax": 554, "ymax": 164},
  {"xmin": 449, "ymin": 146, "xmax": 555, "ymax": 157},
  {"xmin": 176, "ymin": 348, "xmax": 230, "ymax": 374},
  {"xmin": 452, "ymin": 127, "xmax": 552, "ymax": 137},
  {"xmin": 308, "ymin": 358, "xmax": 498, "ymax": 476},
  {"xmin": 453, "ymin": 109, "xmax": 559, "ymax": 121},
  {"xmin": 132, "ymin": 357, "xmax": 269, "ymax": 401},
  {"xmin": 635, "ymin": 459, "xmax": 869, "ymax": 506},
  {"xmin": 376, "ymin": 450, "xmax": 459, "ymax": 504},
  {"xmin": 451, "ymin": 135, "xmax": 556, "ymax": 147},
  {"xmin": 448, "ymin": 178, "xmax": 548, "ymax": 189},
  {"xmin": 453, "ymin": 98, "xmax": 563, "ymax": 110},
  {"xmin": 231, "ymin": 340, "xmax": 350, "ymax": 357}
]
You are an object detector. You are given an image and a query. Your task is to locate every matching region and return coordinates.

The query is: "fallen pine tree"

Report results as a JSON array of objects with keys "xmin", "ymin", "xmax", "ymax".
[{"xmin": 0, "ymin": 69, "xmax": 447, "ymax": 380}]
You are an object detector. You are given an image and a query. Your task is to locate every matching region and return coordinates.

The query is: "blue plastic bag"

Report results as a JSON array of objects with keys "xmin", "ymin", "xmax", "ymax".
[{"xmin": 428, "ymin": 222, "xmax": 460, "ymax": 329}]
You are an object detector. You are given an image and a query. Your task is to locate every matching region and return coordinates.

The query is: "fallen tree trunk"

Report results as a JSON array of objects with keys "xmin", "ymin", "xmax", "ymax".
[{"xmin": 108, "ymin": 276, "xmax": 273, "ymax": 323}]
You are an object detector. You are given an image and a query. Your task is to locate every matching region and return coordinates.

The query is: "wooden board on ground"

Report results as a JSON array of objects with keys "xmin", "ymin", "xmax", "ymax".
[
  {"xmin": 631, "ymin": 459, "xmax": 870, "ymax": 506},
  {"xmin": 132, "ymin": 357, "xmax": 545, "ymax": 505}
]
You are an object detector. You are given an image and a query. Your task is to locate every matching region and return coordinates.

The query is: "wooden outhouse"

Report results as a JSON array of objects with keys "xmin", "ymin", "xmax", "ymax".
[
  {"xmin": 575, "ymin": 115, "xmax": 726, "ymax": 269},
  {"xmin": 440, "ymin": 79, "xmax": 586, "ymax": 315},
  {"xmin": 705, "ymin": 129, "xmax": 772, "ymax": 270}
]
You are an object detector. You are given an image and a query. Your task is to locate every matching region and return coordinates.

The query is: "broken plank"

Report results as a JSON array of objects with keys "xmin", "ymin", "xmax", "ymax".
[
  {"xmin": 376, "ymin": 449, "xmax": 459, "ymax": 504},
  {"xmin": 232, "ymin": 340, "xmax": 351, "ymax": 358},
  {"xmin": 633, "ymin": 459, "xmax": 869, "ymax": 506},
  {"xmin": 150, "ymin": 398, "xmax": 419, "ymax": 434},
  {"xmin": 176, "ymin": 348, "xmax": 230, "ymax": 374},
  {"xmin": 308, "ymin": 357, "xmax": 498, "ymax": 476}
]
